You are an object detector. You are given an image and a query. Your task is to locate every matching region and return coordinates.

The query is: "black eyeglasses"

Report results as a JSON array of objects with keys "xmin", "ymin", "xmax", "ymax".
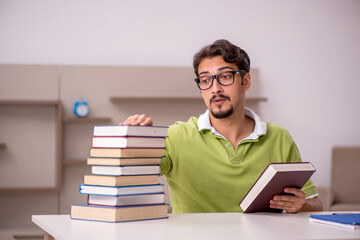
[{"xmin": 194, "ymin": 70, "xmax": 246, "ymax": 90}]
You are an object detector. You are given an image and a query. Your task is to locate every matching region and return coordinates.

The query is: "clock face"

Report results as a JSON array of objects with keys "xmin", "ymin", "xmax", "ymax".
[{"xmin": 76, "ymin": 104, "xmax": 89, "ymax": 117}]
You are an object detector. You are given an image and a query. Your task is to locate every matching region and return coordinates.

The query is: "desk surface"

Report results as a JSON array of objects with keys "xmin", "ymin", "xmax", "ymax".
[{"xmin": 32, "ymin": 212, "xmax": 360, "ymax": 240}]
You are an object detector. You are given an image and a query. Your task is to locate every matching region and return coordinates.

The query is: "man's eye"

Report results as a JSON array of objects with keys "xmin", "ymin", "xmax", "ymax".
[
  {"xmin": 221, "ymin": 73, "xmax": 232, "ymax": 80},
  {"xmin": 200, "ymin": 78, "xmax": 211, "ymax": 84}
]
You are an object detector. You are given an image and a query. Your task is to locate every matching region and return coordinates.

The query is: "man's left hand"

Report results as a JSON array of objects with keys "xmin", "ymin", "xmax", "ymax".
[{"xmin": 270, "ymin": 188, "xmax": 306, "ymax": 213}]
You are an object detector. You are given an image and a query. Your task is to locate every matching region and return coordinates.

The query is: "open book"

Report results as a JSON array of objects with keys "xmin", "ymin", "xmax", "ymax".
[{"xmin": 239, "ymin": 162, "xmax": 315, "ymax": 213}]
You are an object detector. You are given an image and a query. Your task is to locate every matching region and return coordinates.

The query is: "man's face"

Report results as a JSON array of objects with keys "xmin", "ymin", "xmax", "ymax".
[{"xmin": 198, "ymin": 56, "xmax": 249, "ymax": 119}]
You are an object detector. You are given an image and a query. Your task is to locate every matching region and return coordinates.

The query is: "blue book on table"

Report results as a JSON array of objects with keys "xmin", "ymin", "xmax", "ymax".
[{"xmin": 309, "ymin": 213, "xmax": 360, "ymax": 230}]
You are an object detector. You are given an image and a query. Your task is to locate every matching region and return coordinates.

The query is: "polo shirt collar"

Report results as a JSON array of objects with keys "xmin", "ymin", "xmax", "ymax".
[{"xmin": 198, "ymin": 107, "xmax": 267, "ymax": 142}]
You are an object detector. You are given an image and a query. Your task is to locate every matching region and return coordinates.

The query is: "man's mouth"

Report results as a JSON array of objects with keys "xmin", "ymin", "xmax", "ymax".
[
  {"xmin": 212, "ymin": 98, "xmax": 226, "ymax": 105},
  {"xmin": 210, "ymin": 95, "xmax": 230, "ymax": 106}
]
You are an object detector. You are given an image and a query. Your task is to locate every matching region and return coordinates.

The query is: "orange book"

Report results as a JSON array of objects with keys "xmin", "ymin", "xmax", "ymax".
[
  {"xmin": 71, "ymin": 204, "xmax": 168, "ymax": 222},
  {"xmin": 89, "ymin": 147, "xmax": 165, "ymax": 158},
  {"xmin": 84, "ymin": 174, "xmax": 160, "ymax": 187}
]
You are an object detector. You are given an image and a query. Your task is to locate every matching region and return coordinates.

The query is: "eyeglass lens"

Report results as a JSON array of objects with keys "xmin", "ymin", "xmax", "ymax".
[{"xmin": 198, "ymin": 71, "xmax": 235, "ymax": 90}]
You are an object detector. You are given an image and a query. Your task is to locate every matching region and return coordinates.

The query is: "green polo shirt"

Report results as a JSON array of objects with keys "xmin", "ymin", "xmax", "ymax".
[{"xmin": 160, "ymin": 108, "xmax": 318, "ymax": 213}]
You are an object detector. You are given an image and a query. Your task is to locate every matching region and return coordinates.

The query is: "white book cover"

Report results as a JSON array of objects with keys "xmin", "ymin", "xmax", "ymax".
[
  {"xmin": 93, "ymin": 125, "xmax": 168, "ymax": 137},
  {"xmin": 88, "ymin": 193, "xmax": 165, "ymax": 206},
  {"xmin": 91, "ymin": 136, "xmax": 165, "ymax": 148},
  {"xmin": 91, "ymin": 165, "xmax": 161, "ymax": 176},
  {"xmin": 79, "ymin": 184, "xmax": 164, "ymax": 196}
]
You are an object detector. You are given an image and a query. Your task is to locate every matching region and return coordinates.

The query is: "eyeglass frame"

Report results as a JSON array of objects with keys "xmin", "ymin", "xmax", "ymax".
[{"xmin": 194, "ymin": 70, "xmax": 247, "ymax": 90}]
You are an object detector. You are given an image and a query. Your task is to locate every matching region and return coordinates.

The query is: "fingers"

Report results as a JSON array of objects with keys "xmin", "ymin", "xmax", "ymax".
[
  {"xmin": 121, "ymin": 116, "xmax": 134, "ymax": 125},
  {"xmin": 269, "ymin": 201, "xmax": 299, "ymax": 213},
  {"xmin": 270, "ymin": 188, "xmax": 306, "ymax": 213},
  {"xmin": 284, "ymin": 187, "xmax": 306, "ymax": 198},
  {"xmin": 119, "ymin": 114, "xmax": 153, "ymax": 126},
  {"xmin": 140, "ymin": 117, "xmax": 153, "ymax": 126}
]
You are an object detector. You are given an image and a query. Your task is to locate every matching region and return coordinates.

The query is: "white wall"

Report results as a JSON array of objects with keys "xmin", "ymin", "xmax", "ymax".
[{"xmin": 1, "ymin": 0, "xmax": 360, "ymax": 187}]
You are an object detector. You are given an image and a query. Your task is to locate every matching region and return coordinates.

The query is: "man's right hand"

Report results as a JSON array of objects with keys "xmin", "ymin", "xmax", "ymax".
[{"xmin": 119, "ymin": 114, "xmax": 153, "ymax": 126}]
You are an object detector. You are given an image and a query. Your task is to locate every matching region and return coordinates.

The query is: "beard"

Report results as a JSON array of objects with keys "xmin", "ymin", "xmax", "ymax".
[
  {"xmin": 209, "ymin": 94, "xmax": 234, "ymax": 119},
  {"xmin": 210, "ymin": 106, "xmax": 234, "ymax": 119}
]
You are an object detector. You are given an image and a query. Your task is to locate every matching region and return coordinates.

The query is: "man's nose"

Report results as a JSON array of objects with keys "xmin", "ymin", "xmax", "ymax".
[{"xmin": 211, "ymin": 77, "xmax": 224, "ymax": 94}]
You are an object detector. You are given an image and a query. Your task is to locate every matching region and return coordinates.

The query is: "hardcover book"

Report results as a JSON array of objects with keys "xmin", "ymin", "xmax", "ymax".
[
  {"xmin": 84, "ymin": 174, "xmax": 160, "ymax": 187},
  {"xmin": 91, "ymin": 136, "xmax": 165, "ymax": 148},
  {"xmin": 71, "ymin": 204, "xmax": 168, "ymax": 223},
  {"xmin": 91, "ymin": 165, "xmax": 160, "ymax": 176},
  {"xmin": 89, "ymin": 147, "xmax": 165, "ymax": 158},
  {"xmin": 79, "ymin": 184, "xmax": 164, "ymax": 196},
  {"xmin": 87, "ymin": 193, "xmax": 165, "ymax": 206},
  {"xmin": 239, "ymin": 162, "xmax": 315, "ymax": 213},
  {"xmin": 93, "ymin": 125, "xmax": 168, "ymax": 137},
  {"xmin": 87, "ymin": 157, "xmax": 162, "ymax": 166},
  {"xmin": 309, "ymin": 213, "xmax": 360, "ymax": 230}
]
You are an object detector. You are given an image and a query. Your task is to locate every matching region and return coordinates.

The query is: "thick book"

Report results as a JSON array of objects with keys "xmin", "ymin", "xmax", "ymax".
[
  {"xmin": 87, "ymin": 157, "xmax": 162, "ymax": 166},
  {"xmin": 91, "ymin": 136, "xmax": 165, "ymax": 148},
  {"xmin": 93, "ymin": 125, "xmax": 168, "ymax": 137},
  {"xmin": 309, "ymin": 213, "xmax": 360, "ymax": 230},
  {"xmin": 239, "ymin": 162, "xmax": 316, "ymax": 213},
  {"xmin": 79, "ymin": 184, "xmax": 164, "ymax": 196},
  {"xmin": 84, "ymin": 174, "xmax": 160, "ymax": 187},
  {"xmin": 87, "ymin": 193, "xmax": 165, "ymax": 207},
  {"xmin": 91, "ymin": 165, "xmax": 160, "ymax": 176},
  {"xmin": 89, "ymin": 147, "xmax": 165, "ymax": 158},
  {"xmin": 71, "ymin": 204, "xmax": 168, "ymax": 223}
]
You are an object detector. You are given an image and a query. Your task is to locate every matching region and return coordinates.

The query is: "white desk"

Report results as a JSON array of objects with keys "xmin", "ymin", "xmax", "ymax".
[{"xmin": 32, "ymin": 212, "xmax": 360, "ymax": 240}]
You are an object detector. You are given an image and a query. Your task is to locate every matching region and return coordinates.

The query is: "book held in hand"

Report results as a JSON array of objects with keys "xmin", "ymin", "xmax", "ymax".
[
  {"xmin": 239, "ymin": 162, "xmax": 316, "ymax": 213},
  {"xmin": 87, "ymin": 193, "xmax": 165, "ymax": 207},
  {"xmin": 93, "ymin": 125, "xmax": 168, "ymax": 137},
  {"xmin": 91, "ymin": 165, "xmax": 160, "ymax": 176},
  {"xmin": 71, "ymin": 204, "xmax": 168, "ymax": 223},
  {"xmin": 87, "ymin": 157, "xmax": 162, "ymax": 166},
  {"xmin": 91, "ymin": 136, "xmax": 165, "ymax": 148},
  {"xmin": 89, "ymin": 147, "xmax": 165, "ymax": 158},
  {"xmin": 79, "ymin": 184, "xmax": 164, "ymax": 196},
  {"xmin": 309, "ymin": 213, "xmax": 360, "ymax": 230}
]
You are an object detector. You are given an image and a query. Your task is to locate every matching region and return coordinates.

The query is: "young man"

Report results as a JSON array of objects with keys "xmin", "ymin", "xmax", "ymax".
[{"xmin": 121, "ymin": 39, "xmax": 322, "ymax": 213}]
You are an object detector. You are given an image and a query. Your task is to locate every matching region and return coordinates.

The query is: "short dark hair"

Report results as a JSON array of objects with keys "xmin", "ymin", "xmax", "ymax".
[{"xmin": 193, "ymin": 39, "xmax": 250, "ymax": 77}]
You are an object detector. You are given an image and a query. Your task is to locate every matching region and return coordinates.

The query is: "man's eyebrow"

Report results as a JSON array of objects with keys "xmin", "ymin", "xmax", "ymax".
[
  {"xmin": 198, "ymin": 71, "xmax": 210, "ymax": 76},
  {"xmin": 218, "ymin": 66, "xmax": 234, "ymax": 71},
  {"xmin": 199, "ymin": 66, "xmax": 234, "ymax": 76}
]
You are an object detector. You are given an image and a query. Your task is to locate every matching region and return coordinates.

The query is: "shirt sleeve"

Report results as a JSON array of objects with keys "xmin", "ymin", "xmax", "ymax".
[
  {"xmin": 160, "ymin": 123, "xmax": 180, "ymax": 176},
  {"xmin": 285, "ymin": 130, "xmax": 319, "ymax": 198},
  {"xmin": 160, "ymin": 139, "xmax": 172, "ymax": 176}
]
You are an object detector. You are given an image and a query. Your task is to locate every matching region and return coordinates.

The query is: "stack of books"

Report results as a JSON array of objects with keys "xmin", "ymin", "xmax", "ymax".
[{"xmin": 71, "ymin": 125, "xmax": 169, "ymax": 223}]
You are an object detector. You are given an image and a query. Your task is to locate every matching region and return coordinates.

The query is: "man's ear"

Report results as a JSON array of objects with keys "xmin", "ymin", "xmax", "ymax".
[{"xmin": 243, "ymin": 73, "xmax": 251, "ymax": 91}]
